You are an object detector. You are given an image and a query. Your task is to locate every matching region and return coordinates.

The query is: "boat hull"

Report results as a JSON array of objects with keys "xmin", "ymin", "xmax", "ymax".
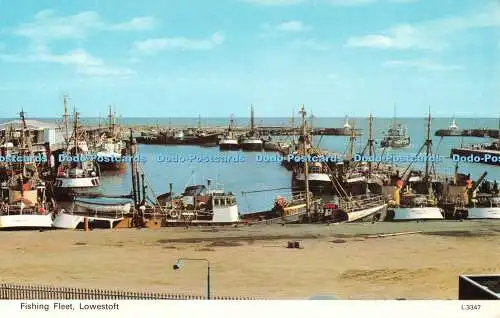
[
  {"xmin": 380, "ymin": 139, "xmax": 410, "ymax": 148},
  {"xmin": 0, "ymin": 213, "xmax": 54, "ymax": 230},
  {"xmin": 294, "ymin": 180, "xmax": 332, "ymax": 193},
  {"xmin": 52, "ymin": 177, "xmax": 100, "ymax": 200},
  {"xmin": 241, "ymin": 142, "xmax": 263, "ymax": 151},
  {"xmin": 96, "ymin": 160, "xmax": 127, "ymax": 171},
  {"xmin": 52, "ymin": 212, "xmax": 124, "ymax": 229},
  {"xmin": 219, "ymin": 142, "xmax": 240, "ymax": 151},
  {"xmin": 467, "ymin": 207, "xmax": 500, "ymax": 219},
  {"xmin": 388, "ymin": 207, "xmax": 444, "ymax": 221},
  {"xmin": 347, "ymin": 204, "xmax": 387, "ymax": 222},
  {"xmin": 294, "ymin": 173, "xmax": 333, "ymax": 194}
]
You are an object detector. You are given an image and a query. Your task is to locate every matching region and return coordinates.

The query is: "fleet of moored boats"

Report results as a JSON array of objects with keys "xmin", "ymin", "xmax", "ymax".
[{"xmin": 0, "ymin": 100, "xmax": 499, "ymax": 231}]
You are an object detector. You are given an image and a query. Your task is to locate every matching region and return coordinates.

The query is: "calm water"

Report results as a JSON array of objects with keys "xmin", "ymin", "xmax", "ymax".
[{"xmin": 2, "ymin": 117, "xmax": 499, "ymax": 213}]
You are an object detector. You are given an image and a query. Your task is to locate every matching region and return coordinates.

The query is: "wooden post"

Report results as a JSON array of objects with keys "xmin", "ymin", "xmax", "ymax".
[{"xmin": 84, "ymin": 218, "xmax": 89, "ymax": 231}]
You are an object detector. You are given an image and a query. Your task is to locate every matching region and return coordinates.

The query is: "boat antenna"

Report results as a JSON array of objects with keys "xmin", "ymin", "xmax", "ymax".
[{"xmin": 299, "ymin": 104, "xmax": 311, "ymax": 215}]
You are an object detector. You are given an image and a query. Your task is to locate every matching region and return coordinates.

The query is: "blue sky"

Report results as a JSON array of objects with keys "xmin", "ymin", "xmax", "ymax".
[{"xmin": 0, "ymin": 0, "xmax": 499, "ymax": 118}]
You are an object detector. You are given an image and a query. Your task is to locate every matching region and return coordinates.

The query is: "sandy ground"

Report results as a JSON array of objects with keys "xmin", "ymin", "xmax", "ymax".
[{"xmin": 1, "ymin": 220, "xmax": 499, "ymax": 299}]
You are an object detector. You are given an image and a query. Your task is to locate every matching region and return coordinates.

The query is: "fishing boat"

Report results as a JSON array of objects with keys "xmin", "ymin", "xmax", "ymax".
[
  {"xmin": 94, "ymin": 106, "xmax": 127, "ymax": 171},
  {"xmin": 240, "ymin": 106, "xmax": 263, "ymax": 151},
  {"xmin": 245, "ymin": 106, "xmax": 329, "ymax": 224},
  {"xmin": 467, "ymin": 194, "xmax": 500, "ymax": 219},
  {"xmin": 52, "ymin": 100, "xmax": 101, "ymax": 200},
  {"xmin": 442, "ymin": 169, "xmax": 500, "ymax": 219},
  {"xmin": 219, "ymin": 116, "xmax": 240, "ymax": 150},
  {"xmin": 385, "ymin": 112, "xmax": 445, "ymax": 221},
  {"xmin": 159, "ymin": 181, "xmax": 240, "ymax": 225},
  {"xmin": 0, "ymin": 111, "xmax": 53, "ymax": 230},
  {"xmin": 324, "ymin": 194, "xmax": 387, "ymax": 223},
  {"xmin": 380, "ymin": 107, "xmax": 410, "ymax": 148},
  {"xmin": 174, "ymin": 130, "xmax": 184, "ymax": 140},
  {"xmin": 389, "ymin": 193, "xmax": 444, "ymax": 221},
  {"xmin": 241, "ymin": 192, "xmax": 320, "ymax": 224},
  {"xmin": 291, "ymin": 117, "xmax": 333, "ymax": 194},
  {"xmin": 380, "ymin": 124, "xmax": 410, "ymax": 148},
  {"xmin": 293, "ymin": 162, "xmax": 332, "ymax": 194},
  {"xmin": 240, "ymin": 135, "xmax": 263, "ymax": 151}
]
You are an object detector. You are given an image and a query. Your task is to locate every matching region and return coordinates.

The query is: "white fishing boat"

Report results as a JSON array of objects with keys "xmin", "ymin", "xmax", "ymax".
[
  {"xmin": 391, "ymin": 207, "xmax": 444, "ymax": 220},
  {"xmin": 0, "ymin": 202, "xmax": 53, "ymax": 229},
  {"xmin": 294, "ymin": 162, "xmax": 332, "ymax": 193},
  {"xmin": 159, "ymin": 182, "xmax": 240, "ymax": 225},
  {"xmin": 467, "ymin": 194, "xmax": 500, "ymax": 219},
  {"xmin": 241, "ymin": 136, "xmax": 263, "ymax": 151},
  {"xmin": 240, "ymin": 106, "xmax": 263, "ymax": 151},
  {"xmin": 219, "ymin": 136, "xmax": 239, "ymax": 150},
  {"xmin": 53, "ymin": 162, "xmax": 100, "ymax": 199},
  {"xmin": 467, "ymin": 207, "xmax": 500, "ymax": 219}
]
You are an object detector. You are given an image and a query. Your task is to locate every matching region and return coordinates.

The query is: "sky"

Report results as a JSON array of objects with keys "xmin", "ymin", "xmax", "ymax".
[{"xmin": 0, "ymin": 0, "xmax": 499, "ymax": 118}]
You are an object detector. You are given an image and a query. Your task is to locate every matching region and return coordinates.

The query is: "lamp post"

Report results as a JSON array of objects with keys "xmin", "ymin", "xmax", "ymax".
[{"xmin": 173, "ymin": 258, "xmax": 211, "ymax": 299}]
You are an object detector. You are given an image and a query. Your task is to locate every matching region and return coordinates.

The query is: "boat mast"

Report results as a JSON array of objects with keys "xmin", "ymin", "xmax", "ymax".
[
  {"xmin": 19, "ymin": 109, "xmax": 26, "ymax": 196},
  {"xmin": 63, "ymin": 94, "xmax": 70, "ymax": 151},
  {"xmin": 299, "ymin": 105, "xmax": 310, "ymax": 215},
  {"xmin": 250, "ymin": 105, "xmax": 255, "ymax": 135},
  {"xmin": 392, "ymin": 104, "xmax": 397, "ymax": 127},
  {"xmin": 368, "ymin": 113, "xmax": 374, "ymax": 176},
  {"xmin": 424, "ymin": 107, "xmax": 432, "ymax": 193},
  {"xmin": 129, "ymin": 129, "xmax": 138, "ymax": 207},
  {"xmin": 229, "ymin": 114, "xmax": 234, "ymax": 137},
  {"xmin": 108, "ymin": 105, "xmax": 115, "ymax": 137},
  {"xmin": 73, "ymin": 109, "xmax": 79, "ymax": 156},
  {"xmin": 348, "ymin": 121, "xmax": 356, "ymax": 160}
]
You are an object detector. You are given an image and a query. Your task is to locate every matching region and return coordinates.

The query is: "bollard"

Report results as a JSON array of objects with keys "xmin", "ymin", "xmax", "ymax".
[{"xmin": 84, "ymin": 218, "xmax": 89, "ymax": 231}]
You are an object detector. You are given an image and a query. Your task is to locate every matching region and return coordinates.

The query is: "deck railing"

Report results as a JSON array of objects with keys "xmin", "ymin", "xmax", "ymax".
[
  {"xmin": 0, "ymin": 204, "xmax": 44, "ymax": 216},
  {"xmin": 338, "ymin": 194, "xmax": 386, "ymax": 212},
  {"xmin": 0, "ymin": 283, "xmax": 261, "ymax": 300}
]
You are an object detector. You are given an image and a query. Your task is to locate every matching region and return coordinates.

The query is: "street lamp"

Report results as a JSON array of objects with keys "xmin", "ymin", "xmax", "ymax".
[{"xmin": 173, "ymin": 258, "xmax": 211, "ymax": 299}]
